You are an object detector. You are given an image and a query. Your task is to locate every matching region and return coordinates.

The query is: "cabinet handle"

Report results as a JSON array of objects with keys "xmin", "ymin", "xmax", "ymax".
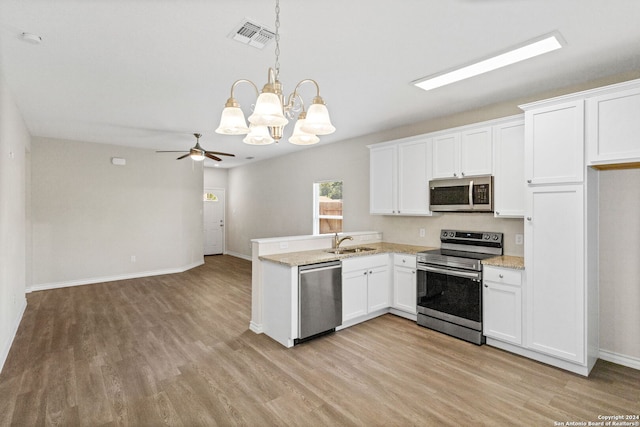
[
  {"xmin": 461, "ymin": 172, "xmax": 465, "ymax": 177},
  {"xmin": 412, "ymin": 271, "xmax": 416, "ymax": 274},
  {"xmin": 527, "ymin": 179, "xmax": 532, "ymax": 184},
  {"xmin": 363, "ymin": 271, "xmax": 367, "ymax": 275},
  {"xmin": 499, "ymin": 274, "xmax": 504, "ymax": 278},
  {"xmin": 484, "ymin": 284, "xmax": 488, "ymax": 288},
  {"xmin": 402, "ymin": 259, "xmax": 406, "ymax": 263},
  {"xmin": 495, "ymin": 211, "xmax": 500, "ymax": 216},
  {"xmin": 453, "ymin": 173, "xmax": 457, "ymax": 177},
  {"xmin": 526, "ymin": 217, "xmax": 532, "ymax": 221},
  {"xmin": 369, "ymin": 271, "xmax": 373, "ymax": 274}
]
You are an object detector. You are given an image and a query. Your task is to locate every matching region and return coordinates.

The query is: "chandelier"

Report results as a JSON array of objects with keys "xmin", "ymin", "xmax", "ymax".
[{"xmin": 215, "ymin": 0, "xmax": 335, "ymax": 145}]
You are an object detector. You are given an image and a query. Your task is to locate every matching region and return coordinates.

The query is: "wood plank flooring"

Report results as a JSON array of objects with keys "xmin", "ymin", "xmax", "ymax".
[{"xmin": 1, "ymin": 255, "xmax": 638, "ymax": 426}]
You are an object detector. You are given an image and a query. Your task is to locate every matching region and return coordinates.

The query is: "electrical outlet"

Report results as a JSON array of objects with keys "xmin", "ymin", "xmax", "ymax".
[
  {"xmin": 279, "ymin": 242, "xmax": 289, "ymax": 249},
  {"xmin": 419, "ymin": 228, "xmax": 425, "ymax": 237},
  {"xmin": 131, "ymin": 255, "xmax": 136, "ymax": 263},
  {"xmin": 515, "ymin": 234, "xmax": 524, "ymax": 245}
]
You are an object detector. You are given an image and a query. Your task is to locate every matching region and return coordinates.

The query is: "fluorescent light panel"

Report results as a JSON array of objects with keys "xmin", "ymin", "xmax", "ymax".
[{"xmin": 413, "ymin": 32, "xmax": 565, "ymax": 91}]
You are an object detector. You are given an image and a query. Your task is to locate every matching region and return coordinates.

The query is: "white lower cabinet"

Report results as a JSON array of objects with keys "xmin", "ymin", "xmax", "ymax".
[
  {"xmin": 341, "ymin": 254, "xmax": 390, "ymax": 324},
  {"xmin": 392, "ymin": 254, "xmax": 416, "ymax": 315},
  {"xmin": 483, "ymin": 266, "xmax": 523, "ymax": 346}
]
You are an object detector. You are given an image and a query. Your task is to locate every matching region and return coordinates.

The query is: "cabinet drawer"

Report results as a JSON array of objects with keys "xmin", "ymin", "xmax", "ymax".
[
  {"xmin": 483, "ymin": 266, "xmax": 522, "ymax": 286},
  {"xmin": 342, "ymin": 253, "xmax": 390, "ymax": 273},
  {"xmin": 394, "ymin": 253, "xmax": 416, "ymax": 268}
]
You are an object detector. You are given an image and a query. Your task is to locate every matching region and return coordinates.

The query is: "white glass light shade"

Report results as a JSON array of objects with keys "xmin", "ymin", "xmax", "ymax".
[
  {"xmin": 288, "ymin": 118, "xmax": 319, "ymax": 145},
  {"xmin": 190, "ymin": 153, "xmax": 205, "ymax": 161},
  {"xmin": 248, "ymin": 92, "xmax": 288, "ymax": 127},
  {"xmin": 215, "ymin": 107, "xmax": 250, "ymax": 135},
  {"xmin": 243, "ymin": 125, "xmax": 275, "ymax": 145},
  {"xmin": 300, "ymin": 102, "xmax": 335, "ymax": 135}
]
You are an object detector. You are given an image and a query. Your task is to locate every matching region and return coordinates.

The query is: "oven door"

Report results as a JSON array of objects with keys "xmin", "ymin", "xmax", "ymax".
[{"xmin": 416, "ymin": 264, "xmax": 483, "ymax": 330}]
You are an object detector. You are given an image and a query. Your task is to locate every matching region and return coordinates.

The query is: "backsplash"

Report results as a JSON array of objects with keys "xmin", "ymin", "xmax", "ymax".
[{"xmin": 371, "ymin": 213, "xmax": 525, "ymax": 256}]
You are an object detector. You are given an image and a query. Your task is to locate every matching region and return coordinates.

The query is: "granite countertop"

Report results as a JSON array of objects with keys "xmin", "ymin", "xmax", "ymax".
[
  {"xmin": 260, "ymin": 242, "xmax": 436, "ymax": 267},
  {"xmin": 482, "ymin": 255, "xmax": 525, "ymax": 270}
]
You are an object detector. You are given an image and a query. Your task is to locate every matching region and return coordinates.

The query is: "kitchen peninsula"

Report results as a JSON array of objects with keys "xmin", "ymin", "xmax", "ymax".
[{"xmin": 251, "ymin": 231, "xmax": 435, "ymax": 347}]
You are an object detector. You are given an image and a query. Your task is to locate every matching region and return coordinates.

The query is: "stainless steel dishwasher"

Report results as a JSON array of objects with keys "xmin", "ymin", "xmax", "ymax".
[{"xmin": 295, "ymin": 261, "xmax": 342, "ymax": 344}]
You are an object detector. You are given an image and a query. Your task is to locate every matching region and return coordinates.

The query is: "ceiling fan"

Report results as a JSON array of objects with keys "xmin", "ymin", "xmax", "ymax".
[{"xmin": 156, "ymin": 133, "xmax": 235, "ymax": 161}]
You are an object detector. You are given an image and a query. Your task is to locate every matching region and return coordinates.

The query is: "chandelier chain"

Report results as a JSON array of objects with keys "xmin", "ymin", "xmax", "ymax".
[{"xmin": 274, "ymin": 0, "xmax": 281, "ymax": 80}]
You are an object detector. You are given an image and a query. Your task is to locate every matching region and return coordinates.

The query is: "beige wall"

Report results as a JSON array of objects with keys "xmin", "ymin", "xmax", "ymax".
[
  {"xmin": 599, "ymin": 169, "xmax": 640, "ymax": 360},
  {"xmin": 0, "ymin": 72, "xmax": 30, "ymax": 371},
  {"xmin": 31, "ymin": 137, "xmax": 204, "ymax": 288}
]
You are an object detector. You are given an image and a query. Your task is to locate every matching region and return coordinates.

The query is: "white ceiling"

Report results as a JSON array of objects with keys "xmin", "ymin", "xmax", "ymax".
[{"xmin": 1, "ymin": 0, "xmax": 639, "ymax": 168}]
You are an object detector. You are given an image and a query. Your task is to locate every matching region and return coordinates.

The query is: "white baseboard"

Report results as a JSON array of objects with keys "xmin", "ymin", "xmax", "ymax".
[
  {"xmin": 224, "ymin": 250, "xmax": 252, "ymax": 262},
  {"xmin": 249, "ymin": 321, "xmax": 263, "ymax": 334},
  {"xmin": 0, "ymin": 297, "xmax": 27, "ymax": 374},
  {"xmin": 599, "ymin": 349, "xmax": 640, "ymax": 371},
  {"xmin": 27, "ymin": 260, "xmax": 205, "ymax": 293}
]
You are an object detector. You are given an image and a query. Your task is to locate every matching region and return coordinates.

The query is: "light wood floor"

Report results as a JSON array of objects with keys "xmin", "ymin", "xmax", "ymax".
[{"xmin": 1, "ymin": 255, "xmax": 638, "ymax": 426}]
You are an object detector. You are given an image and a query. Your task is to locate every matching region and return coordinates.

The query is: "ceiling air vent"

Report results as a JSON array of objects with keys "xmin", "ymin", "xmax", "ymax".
[{"xmin": 229, "ymin": 19, "xmax": 275, "ymax": 49}]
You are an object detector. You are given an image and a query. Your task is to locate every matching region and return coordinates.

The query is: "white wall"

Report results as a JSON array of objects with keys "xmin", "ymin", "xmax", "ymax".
[
  {"xmin": 0, "ymin": 72, "xmax": 29, "ymax": 372},
  {"xmin": 599, "ymin": 169, "xmax": 640, "ymax": 361},
  {"xmin": 204, "ymin": 166, "xmax": 228, "ymax": 189},
  {"xmin": 30, "ymin": 137, "xmax": 204, "ymax": 289}
]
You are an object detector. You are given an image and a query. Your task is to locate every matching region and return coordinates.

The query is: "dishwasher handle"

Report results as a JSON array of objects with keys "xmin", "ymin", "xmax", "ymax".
[{"xmin": 299, "ymin": 261, "xmax": 341, "ymax": 273}]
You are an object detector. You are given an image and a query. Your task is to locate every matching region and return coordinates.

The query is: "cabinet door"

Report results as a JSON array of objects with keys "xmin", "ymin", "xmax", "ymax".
[
  {"xmin": 483, "ymin": 281, "xmax": 522, "ymax": 345},
  {"xmin": 525, "ymin": 184, "xmax": 584, "ymax": 363},
  {"xmin": 587, "ymin": 86, "xmax": 640, "ymax": 166},
  {"xmin": 493, "ymin": 120, "xmax": 525, "ymax": 217},
  {"xmin": 367, "ymin": 266, "xmax": 390, "ymax": 312},
  {"xmin": 370, "ymin": 145, "xmax": 397, "ymax": 214},
  {"xmin": 397, "ymin": 139, "xmax": 430, "ymax": 215},
  {"xmin": 460, "ymin": 126, "xmax": 492, "ymax": 177},
  {"xmin": 342, "ymin": 269, "xmax": 368, "ymax": 322},
  {"xmin": 432, "ymin": 133, "xmax": 459, "ymax": 179},
  {"xmin": 525, "ymin": 100, "xmax": 584, "ymax": 184},
  {"xmin": 393, "ymin": 266, "xmax": 416, "ymax": 314}
]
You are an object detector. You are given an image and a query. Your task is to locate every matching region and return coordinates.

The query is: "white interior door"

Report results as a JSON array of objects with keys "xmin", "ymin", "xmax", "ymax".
[{"xmin": 203, "ymin": 188, "xmax": 225, "ymax": 255}]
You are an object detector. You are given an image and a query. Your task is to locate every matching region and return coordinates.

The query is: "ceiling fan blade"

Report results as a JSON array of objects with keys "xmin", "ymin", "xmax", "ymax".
[
  {"xmin": 205, "ymin": 153, "xmax": 222, "ymax": 161},
  {"xmin": 205, "ymin": 151, "xmax": 235, "ymax": 157},
  {"xmin": 176, "ymin": 153, "xmax": 191, "ymax": 160}
]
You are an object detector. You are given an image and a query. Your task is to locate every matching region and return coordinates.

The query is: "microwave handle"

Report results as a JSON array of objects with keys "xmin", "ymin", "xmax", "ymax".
[{"xmin": 469, "ymin": 180, "xmax": 474, "ymax": 207}]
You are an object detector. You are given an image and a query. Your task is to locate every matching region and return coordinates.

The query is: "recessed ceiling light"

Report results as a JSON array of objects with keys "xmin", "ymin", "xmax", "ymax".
[
  {"xmin": 20, "ymin": 32, "xmax": 43, "ymax": 45},
  {"xmin": 412, "ymin": 32, "xmax": 565, "ymax": 91}
]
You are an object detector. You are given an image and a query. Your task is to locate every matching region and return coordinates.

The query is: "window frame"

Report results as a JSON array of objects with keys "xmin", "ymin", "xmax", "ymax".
[{"xmin": 313, "ymin": 180, "xmax": 343, "ymax": 235}]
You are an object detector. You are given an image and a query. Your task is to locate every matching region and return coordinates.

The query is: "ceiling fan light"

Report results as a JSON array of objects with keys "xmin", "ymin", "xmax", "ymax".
[
  {"xmin": 216, "ymin": 106, "xmax": 250, "ymax": 135},
  {"xmin": 190, "ymin": 152, "xmax": 205, "ymax": 161},
  {"xmin": 300, "ymin": 100, "xmax": 335, "ymax": 135},
  {"xmin": 243, "ymin": 125, "xmax": 275, "ymax": 145},
  {"xmin": 288, "ymin": 113, "xmax": 320, "ymax": 145},
  {"xmin": 248, "ymin": 92, "xmax": 288, "ymax": 127}
]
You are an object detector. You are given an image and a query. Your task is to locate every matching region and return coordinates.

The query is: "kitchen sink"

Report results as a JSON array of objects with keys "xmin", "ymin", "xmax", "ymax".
[{"xmin": 326, "ymin": 247, "xmax": 376, "ymax": 254}]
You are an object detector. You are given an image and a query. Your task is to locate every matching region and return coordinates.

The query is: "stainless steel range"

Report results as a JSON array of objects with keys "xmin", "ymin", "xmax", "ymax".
[{"xmin": 416, "ymin": 229, "xmax": 503, "ymax": 345}]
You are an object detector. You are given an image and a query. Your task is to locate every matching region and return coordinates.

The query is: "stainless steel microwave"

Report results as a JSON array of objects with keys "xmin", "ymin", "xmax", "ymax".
[{"xmin": 429, "ymin": 176, "xmax": 493, "ymax": 212}]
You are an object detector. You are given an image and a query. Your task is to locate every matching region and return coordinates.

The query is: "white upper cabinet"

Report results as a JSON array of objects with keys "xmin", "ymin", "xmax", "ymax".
[
  {"xmin": 587, "ymin": 85, "xmax": 640, "ymax": 167},
  {"xmin": 493, "ymin": 119, "xmax": 525, "ymax": 218},
  {"xmin": 397, "ymin": 139, "xmax": 430, "ymax": 215},
  {"xmin": 460, "ymin": 127, "xmax": 493, "ymax": 177},
  {"xmin": 369, "ymin": 137, "xmax": 432, "ymax": 216},
  {"xmin": 432, "ymin": 127, "xmax": 492, "ymax": 179},
  {"xmin": 369, "ymin": 144, "xmax": 397, "ymax": 214},
  {"xmin": 432, "ymin": 133, "xmax": 459, "ymax": 178},
  {"xmin": 524, "ymin": 100, "xmax": 584, "ymax": 185}
]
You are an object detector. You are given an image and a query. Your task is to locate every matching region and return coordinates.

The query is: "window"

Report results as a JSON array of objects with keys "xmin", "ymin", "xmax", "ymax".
[{"xmin": 313, "ymin": 181, "xmax": 343, "ymax": 235}]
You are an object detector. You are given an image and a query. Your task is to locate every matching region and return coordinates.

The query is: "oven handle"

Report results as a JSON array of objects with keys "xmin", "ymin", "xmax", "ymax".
[
  {"xmin": 469, "ymin": 180, "xmax": 474, "ymax": 207},
  {"xmin": 418, "ymin": 265, "xmax": 482, "ymax": 281}
]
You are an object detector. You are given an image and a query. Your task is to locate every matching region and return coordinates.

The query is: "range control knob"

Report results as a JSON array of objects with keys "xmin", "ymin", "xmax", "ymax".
[
  {"xmin": 483, "ymin": 234, "xmax": 490, "ymax": 240},
  {"xmin": 492, "ymin": 235, "xmax": 499, "ymax": 241}
]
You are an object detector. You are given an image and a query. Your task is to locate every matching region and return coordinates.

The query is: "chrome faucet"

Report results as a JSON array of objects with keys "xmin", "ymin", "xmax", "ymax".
[{"xmin": 334, "ymin": 233, "xmax": 353, "ymax": 249}]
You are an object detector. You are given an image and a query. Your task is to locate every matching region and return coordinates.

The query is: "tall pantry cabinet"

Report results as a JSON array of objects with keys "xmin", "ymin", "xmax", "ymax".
[{"xmin": 519, "ymin": 97, "xmax": 599, "ymax": 376}]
